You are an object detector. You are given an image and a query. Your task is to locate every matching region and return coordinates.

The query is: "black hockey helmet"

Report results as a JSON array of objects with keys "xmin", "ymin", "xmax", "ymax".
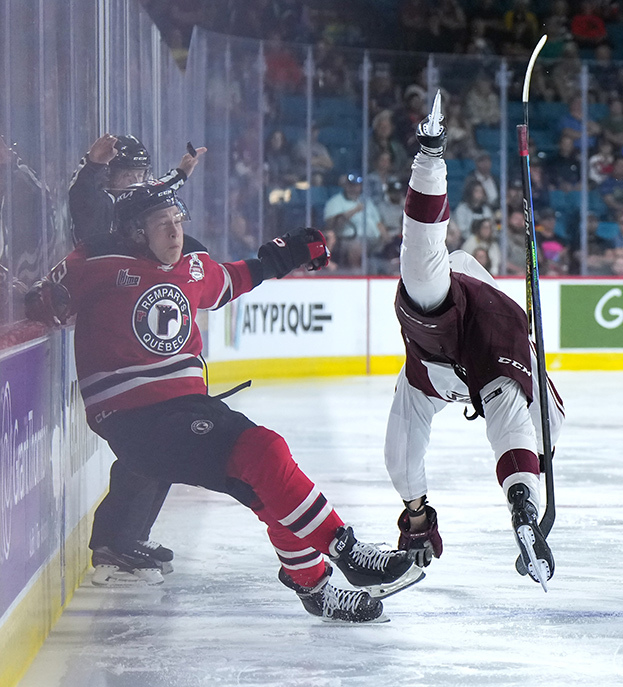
[
  {"xmin": 114, "ymin": 180, "xmax": 190, "ymax": 238},
  {"xmin": 110, "ymin": 135, "xmax": 151, "ymax": 170}
]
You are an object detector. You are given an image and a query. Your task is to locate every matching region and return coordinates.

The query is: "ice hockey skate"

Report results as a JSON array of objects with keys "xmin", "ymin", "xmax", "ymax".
[
  {"xmin": 135, "ymin": 539, "xmax": 174, "ymax": 574},
  {"xmin": 508, "ymin": 483, "xmax": 554, "ymax": 591},
  {"xmin": 279, "ymin": 565, "xmax": 388, "ymax": 623},
  {"xmin": 91, "ymin": 546, "xmax": 165, "ymax": 586},
  {"xmin": 416, "ymin": 89, "xmax": 447, "ymax": 157},
  {"xmin": 328, "ymin": 526, "xmax": 425, "ymax": 598}
]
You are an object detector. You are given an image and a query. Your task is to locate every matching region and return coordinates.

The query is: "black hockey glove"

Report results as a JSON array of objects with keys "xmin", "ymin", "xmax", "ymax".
[
  {"xmin": 258, "ymin": 227, "xmax": 330, "ymax": 280},
  {"xmin": 397, "ymin": 505, "xmax": 443, "ymax": 568},
  {"xmin": 25, "ymin": 280, "xmax": 71, "ymax": 326},
  {"xmin": 416, "ymin": 115, "xmax": 447, "ymax": 158}
]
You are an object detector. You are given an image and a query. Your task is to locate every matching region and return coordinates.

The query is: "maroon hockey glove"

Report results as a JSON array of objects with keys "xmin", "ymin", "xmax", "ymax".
[
  {"xmin": 258, "ymin": 227, "xmax": 330, "ymax": 279},
  {"xmin": 25, "ymin": 280, "xmax": 71, "ymax": 326},
  {"xmin": 397, "ymin": 506, "xmax": 443, "ymax": 567}
]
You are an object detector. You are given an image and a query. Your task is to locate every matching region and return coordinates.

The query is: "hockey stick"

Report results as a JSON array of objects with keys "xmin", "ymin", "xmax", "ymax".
[{"xmin": 516, "ymin": 35, "xmax": 556, "ymax": 546}]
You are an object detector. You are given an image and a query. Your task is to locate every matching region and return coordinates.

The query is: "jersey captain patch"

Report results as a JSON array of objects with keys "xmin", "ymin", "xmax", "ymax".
[{"xmin": 132, "ymin": 283, "xmax": 192, "ymax": 355}]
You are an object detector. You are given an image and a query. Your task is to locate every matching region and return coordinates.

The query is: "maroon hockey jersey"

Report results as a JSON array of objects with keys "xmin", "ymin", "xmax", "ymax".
[{"xmin": 47, "ymin": 239, "xmax": 261, "ymax": 427}]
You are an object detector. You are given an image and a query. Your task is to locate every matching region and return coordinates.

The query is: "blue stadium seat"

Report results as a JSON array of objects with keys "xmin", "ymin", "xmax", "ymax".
[
  {"xmin": 278, "ymin": 94, "xmax": 308, "ymax": 124},
  {"xmin": 475, "ymin": 126, "xmax": 501, "ymax": 153},
  {"xmin": 596, "ymin": 222, "xmax": 620, "ymax": 244},
  {"xmin": 589, "ymin": 190, "xmax": 609, "ymax": 220},
  {"xmin": 445, "ymin": 158, "xmax": 464, "ymax": 180}
]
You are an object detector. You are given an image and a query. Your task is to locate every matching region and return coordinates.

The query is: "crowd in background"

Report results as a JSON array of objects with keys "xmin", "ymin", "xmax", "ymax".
[
  {"xmin": 3, "ymin": 0, "xmax": 623, "ymax": 332},
  {"xmin": 136, "ymin": 0, "xmax": 623, "ymax": 277}
]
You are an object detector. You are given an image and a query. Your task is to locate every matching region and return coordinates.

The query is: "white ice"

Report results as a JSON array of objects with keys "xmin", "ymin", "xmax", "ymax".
[{"xmin": 17, "ymin": 372, "xmax": 623, "ymax": 687}]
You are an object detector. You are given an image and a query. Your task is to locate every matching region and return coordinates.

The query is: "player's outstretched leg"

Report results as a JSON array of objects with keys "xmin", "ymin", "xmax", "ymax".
[
  {"xmin": 279, "ymin": 564, "xmax": 387, "ymax": 623},
  {"xmin": 91, "ymin": 546, "xmax": 165, "ymax": 586},
  {"xmin": 328, "ymin": 526, "xmax": 425, "ymax": 598},
  {"xmin": 508, "ymin": 483, "xmax": 554, "ymax": 590}
]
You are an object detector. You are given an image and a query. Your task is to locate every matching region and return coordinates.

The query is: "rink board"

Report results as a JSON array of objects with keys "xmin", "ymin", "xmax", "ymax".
[
  {"xmin": 0, "ymin": 332, "xmax": 113, "ymax": 687},
  {"xmin": 1, "ymin": 276, "xmax": 623, "ymax": 687},
  {"xmin": 204, "ymin": 276, "xmax": 623, "ymax": 383}
]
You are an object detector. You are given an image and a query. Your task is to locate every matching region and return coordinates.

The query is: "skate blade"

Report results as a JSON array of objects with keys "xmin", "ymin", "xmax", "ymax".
[
  {"xmin": 364, "ymin": 564, "xmax": 425, "ymax": 599},
  {"xmin": 516, "ymin": 525, "xmax": 549, "ymax": 592},
  {"xmin": 91, "ymin": 565, "xmax": 164, "ymax": 587},
  {"xmin": 160, "ymin": 561, "xmax": 174, "ymax": 575},
  {"xmin": 321, "ymin": 612, "xmax": 390, "ymax": 624}
]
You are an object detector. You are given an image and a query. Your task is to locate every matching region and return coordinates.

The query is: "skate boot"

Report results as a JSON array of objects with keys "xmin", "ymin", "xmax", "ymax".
[
  {"xmin": 135, "ymin": 539, "xmax": 174, "ymax": 574},
  {"xmin": 91, "ymin": 546, "xmax": 164, "ymax": 586},
  {"xmin": 328, "ymin": 526, "xmax": 425, "ymax": 598},
  {"xmin": 508, "ymin": 483, "xmax": 554, "ymax": 591},
  {"xmin": 279, "ymin": 565, "xmax": 387, "ymax": 623},
  {"xmin": 416, "ymin": 89, "xmax": 446, "ymax": 157}
]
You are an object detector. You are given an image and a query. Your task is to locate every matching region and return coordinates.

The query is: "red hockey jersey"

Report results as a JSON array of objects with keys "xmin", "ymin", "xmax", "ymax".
[{"xmin": 47, "ymin": 238, "xmax": 261, "ymax": 426}]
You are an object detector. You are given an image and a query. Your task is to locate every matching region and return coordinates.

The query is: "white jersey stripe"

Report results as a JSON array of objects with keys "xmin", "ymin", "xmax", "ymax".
[
  {"xmin": 294, "ymin": 503, "xmax": 333, "ymax": 539},
  {"xmin": 273, "ymin": 546, "xmax": 317, "ymax": 558},
  {"xmin": 80, "ymin": 353, "xmax": 198, "ymax": 389},
  {"xmin": 281, "ymin": 556, "xmax": 324, "ymax": 571},
  {"xmin": 82, "ymin": 367, "xmax": 205, "ymax": 408},
  {"xmin": 278, "ymin": 486, "xmax": 320, "ymax": 527}
]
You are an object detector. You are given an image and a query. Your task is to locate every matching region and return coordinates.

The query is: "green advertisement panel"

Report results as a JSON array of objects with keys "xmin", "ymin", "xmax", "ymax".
[{"xmin": 561, "ymin": 284, "xmax": 623, "ymax": 348}]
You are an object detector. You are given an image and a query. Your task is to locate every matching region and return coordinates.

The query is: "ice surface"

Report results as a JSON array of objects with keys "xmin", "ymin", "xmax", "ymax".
[{"xmin": 17, "ymin": 372, "xmax": 623, "ymax": 687}]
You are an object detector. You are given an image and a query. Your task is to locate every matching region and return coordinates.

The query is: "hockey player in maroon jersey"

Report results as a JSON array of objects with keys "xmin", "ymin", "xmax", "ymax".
[
  {"xmin": 25, "ymin": 180, "xmax": 424, "ymax": 623},
  {"xmin": 384, "ymin": 93, "xmax": 565, "ymax": 589}
]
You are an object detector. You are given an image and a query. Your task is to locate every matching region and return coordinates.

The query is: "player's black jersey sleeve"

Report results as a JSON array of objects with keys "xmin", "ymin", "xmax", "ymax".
[{"xmin": 68, "ymin": 158, "xmax": 115, "ymax": 245}]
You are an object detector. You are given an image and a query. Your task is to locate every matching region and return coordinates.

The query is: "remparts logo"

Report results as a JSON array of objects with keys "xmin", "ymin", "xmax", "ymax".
[{"xmin": 133, "ymin": 283, "xmax": 192, "ymax": 355}]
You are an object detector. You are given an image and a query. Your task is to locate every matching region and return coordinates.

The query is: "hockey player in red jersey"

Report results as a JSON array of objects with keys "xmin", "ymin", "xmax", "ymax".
[
  {"xmin": 384, "ymin": 93, "xmax": 565, "ymax": 589},
  {"xmin": 26, "ymin": 180, "xmax": 424, "ymax": 623},
  {"xmin": 68, "ymin": 133, "xmax": 208, "ymax": 581}
]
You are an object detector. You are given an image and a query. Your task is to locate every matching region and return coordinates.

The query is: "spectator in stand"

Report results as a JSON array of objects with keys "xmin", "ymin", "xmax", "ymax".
[
  {"xmin": 589, "ymin": 137, "xmax": 615, "ymax": 187},
  {"xmin": 599, "ymin": 156, "xmax": 623, "ymax": 220},
  {"xmin": 600, "ymin": 98, "xmax": 623, "ymax": 153},
  {"xmin": 570, "ymin": 212, "xmax": 616, "ymax": 274},
  {"xmin": 570, "ymin": 0, "xmax": 608, "ymax": 50},
  {"xmin": 472, "ymin": 246, "xmax": 493, "ymax": 273},
  {"xmin": 417, "ymin": 0, "xmax": 467, "ymax": 55},
  {"xmin": 506, "ymin": 177, "xmax": 525, "ymax": 215},
  {"xmin": 399, "ymin": 0, "xmax": 430, "ymax": 52},
  {"xmin": 502, "ymin": 0, "xmax": 540, "ymax": 57},
  {"xmin": 551, "ymin": 42, "xmax": 582, "ymax": 103},
  {"xmin": 368, "ymin": 66, "xmax": 400, "ymax": 121},
  {"xmin": 264, "ymin": 31, "xmax": 304, "ymax": 92},
  {"xmin": 369, "ymin": 110, "xmax": 410, "ymax": 179},
  {"xmin": 462, "ymin": 217, "xmax": 501, "ymax": 275},
  {"xmin": 527, "ymin": 159, "xmax": 551, "ymax": 217},
  {"xmin": 465, "ymin": 18, "xmax": 497, "ymax": 56},
  {"xmin": 540, "ymin": 0, "xmax": 573, "ymax": 59},
  {"xmin": 393, "ymin": 84, "xmax": 427, "ymax": 158},
  {"xmin": 464, "ymin": 73, "xmax": 500, "ymax": 128},
  {"xmin": 444, "ymin": 98, "xmax": 478, "ymax": 160},
  {"xmin": 591, "ymin": 43, "xmax": 621, "ymax": 103},
  {"xmin": 454, "ymin": 180, "xmax": 494, "ymax": 239},
  {"xmin": 323, "ymin": 172, "xmax": 388, "ymax": 270},
  {"xmin": 446, "ymin": 218, "xmax": 464, "ymax": 252},
  {"xmin": 314, "ymin": 44, "xmax": 355, "ymax": 98},
  {"xmin": 535, "ymin": 208, "xmax": 569, "ymax": 276},
  {"xmin": 292, "ymin": 123, "xmax": 334, "ymax": 185},
  {"xmin": 547, "ymin": 134, "xmax": 581, "ymax": 191},
  {"xmin": 368, "ymin": 151, "xmax": 394, "ymax": 206},
  {"xmin": 375, "ymin": 176, "xmax": 406, "ymax": 275},
  {"xmin": 505, "ymin": 209, "xmax": 528, "ymax": 275},
  {"xmin": 558, "ymin": 94, "xmax": 601, "ymax": 151},
  {"xmin": 467, "ymin": 0, "xmax": 506, "ymax": 53},
  {"xmin": 265, "ymin": 129, "xmax": 298, "ymax": 190},
  {"xmin": 463, "ymin": 150, "xmax": 500, "ymax": 210}
]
